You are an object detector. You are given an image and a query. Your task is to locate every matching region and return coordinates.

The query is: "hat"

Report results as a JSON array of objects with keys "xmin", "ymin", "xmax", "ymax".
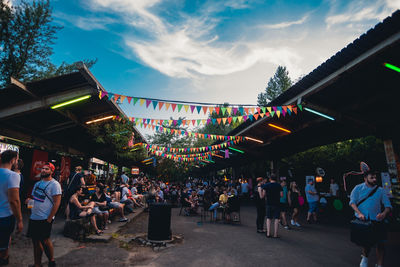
[{"xmin": 43, "ymin": 162, "xmax": 55, "ymax": 173}]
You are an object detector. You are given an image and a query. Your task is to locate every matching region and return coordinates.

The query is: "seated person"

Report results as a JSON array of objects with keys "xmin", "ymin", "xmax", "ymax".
[
  {"xmin": 189, "ymin": 191, "xmax": 199, "ymax": 214},
  {"xmin": 208, "ymin": 189, "xmax": 228, "ymax": 220},
  {"xmin": 226, "ymin": 189, "xmax": 240, "ymax": 222},
  {"xmin": 69, "ymin": 186, "xmax": 102, "ymax": 235},
  {"xmin": 90, "ymin": 184, "xmax": 109, "ymax": 230},
  {"xmin": 180, "ymin": 188, "xmax": 191, "ymax": 216},
  {"xmin": 120, "ymin": 183, "xmax": 135, "ymax": 213},
  {"xmin": 104, "ymin": 188, "xmax": 128, "ymax": 222}
]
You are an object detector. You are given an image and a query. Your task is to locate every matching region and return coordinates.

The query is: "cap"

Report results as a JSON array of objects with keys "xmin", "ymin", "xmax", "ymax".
[{"xmin": 43, "ymin": 162, "xmax": 55, "ymax": 173}]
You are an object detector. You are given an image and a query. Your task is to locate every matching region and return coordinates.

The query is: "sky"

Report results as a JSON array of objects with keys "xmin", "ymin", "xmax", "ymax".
[{"xmin": 30, "ymin": 0, "xmax": 400, "ymax": 138}]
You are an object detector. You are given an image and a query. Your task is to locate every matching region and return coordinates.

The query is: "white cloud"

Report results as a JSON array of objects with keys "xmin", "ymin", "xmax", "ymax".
[
  {"xmin": 325, "ymin": 0, "xmax": 400, "ymax": 28},
  {"xmin": 54, "ymin": 12, "xmax": 117, "ymax": 31},
  {"xmin": 262, "ymin": 14, "xmax": 309, "ymax": 29}
]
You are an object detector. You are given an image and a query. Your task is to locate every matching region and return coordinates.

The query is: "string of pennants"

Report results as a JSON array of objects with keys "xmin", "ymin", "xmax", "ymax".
[
  {"xmin": 146, "ymin": 149, "xmax": 217, "ymax": 162},
  {"xmin": 137, "ymin": 123, "xmax": 244, "ymax": 141},
  {"xmin": 100, "ymin": 90, "xmax": 302, "ymax": 116},
  {"xmin": 147, "ymin": 147, "xmax": 215, "ymax": 158},
  {"xmin": 118, "ymin": 104, "xmax": 301, "ymax": 127},
  {"xmin": 142, "ymin": 139, "xmax": 240, "ymax": 153}
]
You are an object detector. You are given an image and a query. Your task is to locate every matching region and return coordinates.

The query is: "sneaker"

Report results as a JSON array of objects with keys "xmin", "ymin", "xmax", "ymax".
[
  {"xmin": 290, "ymin": 219, "xmax": 295, "ymax": 226},
  {"xmin": 48, "ymin": 260, "xmax": 56, "ymax": 267},
  {"xmin": 119, "ymin": 217, "xmax": 128, "ymax": 222},
  {"xmin": 295, "ymin": 222, "xmax": 301, "ymax": 227},
  {"xmin": 284, "ymin": 226, "xmax": 290, "ymax": 230},
  {"xmin": 360, "ymin": 255, "xmax": 368, "ymax": 267}
]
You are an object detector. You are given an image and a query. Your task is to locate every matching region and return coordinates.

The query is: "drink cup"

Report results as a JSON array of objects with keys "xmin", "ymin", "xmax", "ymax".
[{"xmin": 27, "ymin": 199, "xmax": 34, "ymax": 209}]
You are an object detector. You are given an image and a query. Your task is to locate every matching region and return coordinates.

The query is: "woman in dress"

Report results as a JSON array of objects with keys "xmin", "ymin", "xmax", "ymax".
[{"xmin": 288, "ymin": 181, "xmax": 301, "ymax": 227}]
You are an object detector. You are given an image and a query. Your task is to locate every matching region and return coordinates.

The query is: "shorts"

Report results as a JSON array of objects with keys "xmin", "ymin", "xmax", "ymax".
[
  {"xmin": 308, "ymin": 201, "xmax": 318, "ymax": 213},
  {"xmin": 280, "ymin": 203, "xmax": 288, "ymax": 212},
  {"xmin": 0, "ymin": 215, "xmax": 15, "ymax": 250},
  {"xmin": 27, "ymin": 219, "xmax": 53, "ymax": 240},
  {"xmin": 374, "ymin": 221, "xmax": 388, "ymax": 243},
  {"xmin": 266, "ymin": 205, "xmax": 280, "ymax": 219},
  {"xmin": 93, "ymin": 206, "xmax": 109, "ymax": 215},
  {"xmin": 108, "ymin": 202, "xmax": 122, "ymax": 209}
]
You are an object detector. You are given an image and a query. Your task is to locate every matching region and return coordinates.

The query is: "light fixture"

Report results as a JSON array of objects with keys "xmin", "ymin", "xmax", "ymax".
[
  {"xmin": 204, "ymin": 159, "xmax": 215, "ymax": 163},
  {"xmin": 51, "ymin": 95, "xmax": 91, "ymax": 109},
  {"xmin": 268, "ymin": 123, "xmax": 291, "ymax": 133},
  {"xmin": 245, "ymin": 136, "xmax": 264, "ymax": 143},
  {"xmin": 384, "ymin": 62, "xmax": 400, "ymax": 73},
  {"xmin": 213, "ymin": 154, "xmax": 224, "ymax": 159},
  {"xmin": 316, "ymin": 176, "xmax": 323, "ymax": 183},
  {"xmin": 304, "ymin": 107, "xmax": 335, "ymax": 121},
  {"xmin": 229, "ymin": 147, "xmax": 244, "ymax": 153},
  {"xmin": 86, "ymin": 115, "xmax": 114, "ymax": 124},
  {"xmin": 130, "ymin": 147, "xmax": 141, "ymax": 152}
]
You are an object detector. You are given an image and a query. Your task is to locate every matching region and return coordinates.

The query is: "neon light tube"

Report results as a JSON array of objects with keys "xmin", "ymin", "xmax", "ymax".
[
  {"xmin": 229, "ymin": 147, "xmax": 244, "ymax": 153},
  {"xmin": 384, "ymin": 63, "xmax": 400, "ymax": 73},
  {"xmin": 245, "ymin": 136, "xmax": 264, "ymax": 143},
  {"xmin": 213, "ymin": 154, "xmax": 224, "ymax": 158},
  {"xmin": 86, "ymin": 115, "xmax": 114, "ymax": 124},
  {"xmin": 51, "ymin": 95, "xmax": 91, "ymax": 109},
  {"xmin": 204, "ymin": 159, "xmax": 215, "ymax": 163},
  {"xmin": 304, "ymin": 107, "xmax": 335, "ymax": 121},
  {"xmin": 268, "ymin": 123, "xmax": 291, "ymax": 133}
]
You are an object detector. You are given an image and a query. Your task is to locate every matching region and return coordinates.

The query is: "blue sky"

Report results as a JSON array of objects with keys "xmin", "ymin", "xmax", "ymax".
[{"xmin": 22, "ymin": 0, "xmax": 400, "ymax": 137}]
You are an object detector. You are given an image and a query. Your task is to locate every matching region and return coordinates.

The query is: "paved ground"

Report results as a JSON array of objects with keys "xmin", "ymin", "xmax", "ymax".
[{"xmin": 8, "ymin": 205, "xmax": 399, "ymax": 266}]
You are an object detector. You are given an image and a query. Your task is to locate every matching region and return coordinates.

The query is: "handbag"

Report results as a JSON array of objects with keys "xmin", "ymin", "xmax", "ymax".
[
  {"xmin": 350, "ymin": 186, "xmax": 378, "ymax": 247},
  {"xmin": 298, "ymin": 195, "xmax": 305, "ymax": 206}
]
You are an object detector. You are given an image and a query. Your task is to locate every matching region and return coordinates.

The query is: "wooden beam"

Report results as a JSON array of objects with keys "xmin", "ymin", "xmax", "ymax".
[
  {"xmin": 10, "ymin": 77, "xmax": 38, "ymax": 98},
  {"xmin": 0, "ymin": 86, "xmax": 94, "ymax": 120}
]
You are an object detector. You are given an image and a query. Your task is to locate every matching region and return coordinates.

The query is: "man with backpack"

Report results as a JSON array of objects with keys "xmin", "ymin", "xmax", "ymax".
[
  {"xmin": 349, "ymin": 169, "xmax": 392, "ymax": 267},
  {"xmin": 26, "ymin": 162, "xmax": 61, "ymax": 267}
]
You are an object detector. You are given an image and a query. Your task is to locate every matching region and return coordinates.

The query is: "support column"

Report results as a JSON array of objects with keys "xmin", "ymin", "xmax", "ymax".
[{"xmin": 383, "ymin": 140, "xmax": 400, "ymax": 221}]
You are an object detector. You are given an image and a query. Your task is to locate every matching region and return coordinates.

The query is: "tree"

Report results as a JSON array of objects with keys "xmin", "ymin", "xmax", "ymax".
[
  {"xmin": 257, "ymin": 66, "xmax": 292, "ymax": 106},
  {"xmin": 0, "ymin": 0, "xmax": 96, "ymax": 86}
]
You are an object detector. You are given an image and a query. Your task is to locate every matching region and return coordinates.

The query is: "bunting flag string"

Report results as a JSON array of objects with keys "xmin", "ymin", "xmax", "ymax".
[
  {"xmin": 142, "ymin": 138, "xmax": 241, "ymax": 154},
  {"xmin": 146, "ymin": 149, "xmax": 219, "ymax": 162},
  {"xmin": 136, "ymin": 123, "xmax": 244, "ymax": 141},
  {"xmin": 100, "ymin": 90, "xmax": 302, "ymax": 116}
]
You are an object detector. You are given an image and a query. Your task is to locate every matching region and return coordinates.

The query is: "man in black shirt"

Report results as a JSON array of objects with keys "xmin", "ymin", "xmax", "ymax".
[{"xmin": 261, "ymin": 175, "xmax": 283, "ymax": 238}]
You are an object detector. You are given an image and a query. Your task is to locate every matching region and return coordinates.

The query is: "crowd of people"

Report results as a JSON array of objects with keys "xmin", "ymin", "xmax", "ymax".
[{"xmin": 0, "ymin": 149, "xmax": 393, "ymax": 267}]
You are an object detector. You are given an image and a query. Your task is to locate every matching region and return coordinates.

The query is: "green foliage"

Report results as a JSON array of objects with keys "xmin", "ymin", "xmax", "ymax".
[
  {"xmin": 0, "ymin": 0, "xmax": 96, "ymax": 86},
  {"xmin": 257, "ymin": 66, "xmax": 292, "ymax": 106},
  {"xmin": 88, "ymin": 119, "xmax": 146, "ymax": 164}
]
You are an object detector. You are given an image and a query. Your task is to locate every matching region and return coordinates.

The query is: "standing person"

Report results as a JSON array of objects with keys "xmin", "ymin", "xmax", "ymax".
[
  {"xmin": 26, "ymin": 162, "xmax": 61, "ymax": 267},
  {"xmin": 241, "ymin": 180, "xmax": 249, "ymax": 199},
  {"xmin": 279, "ymin": 180, "xmax": 290, "ymax": 230},
  {"xmin": 330, "ymin": 178, "xmax": 339, "ymax": 197},
  {"xmin": 0, "ymin": 150, "xmax": 23, "ymax": 266},
  {"xmin": 12, "ymin": 159, "xmax": 24, "ymax": 201},
  {"xmin": 121, "ymin": 172, "xmax": 129, "ymax": 185},
  {"xmin": 288, "ymin": 181, "xmax": 301, "ymax": 227},
  {"xmin": 305, "ymin": 179, "xmax": 319, "ymax": 223},
  {"xmin": 349, "ymin": 170, "xmax": 392, "ymax": 267},
  {"xmin": 261, "ymin": 175, "xmax": 283, "ymax": 238},
  {"xmin": 255, "ymin": 177, "xmax": 266, "ymax": 233}
]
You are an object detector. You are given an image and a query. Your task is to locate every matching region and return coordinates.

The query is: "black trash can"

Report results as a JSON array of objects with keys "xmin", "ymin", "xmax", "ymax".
[{"xmin": 148, "ymin": 203, "xmax": 172, "ymax": 241}]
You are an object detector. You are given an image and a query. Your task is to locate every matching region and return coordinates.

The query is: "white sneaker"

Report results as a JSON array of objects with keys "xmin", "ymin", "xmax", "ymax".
[
  {"xmin": 360, "ymin": 255, "xmax": 368, "ymax": 267},
  {"xmin": 291, "ymin": 219, "xmax": 295, "ymax": 226},
  {"xmin": 295, "ymin": 222, "xmax": 301, "ymax": 227}
]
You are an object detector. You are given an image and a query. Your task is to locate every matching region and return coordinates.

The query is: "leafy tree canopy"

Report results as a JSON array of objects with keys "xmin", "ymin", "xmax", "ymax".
[{"xmin": 257, "ymin": 66, "xmax": 292, "ymax": 106}]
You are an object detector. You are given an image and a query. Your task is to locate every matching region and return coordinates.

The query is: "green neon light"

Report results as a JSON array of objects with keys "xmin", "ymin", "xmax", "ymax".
[
  {"xmin": 51, "ymin": 95, "xmax": 91, "ymax": 109},
  {"xmin": 229, "ymin": 147, "xmax": 244, "ymax": 153},
  {"xmin": 384, "ymin": 63, "xmax": 400, "ymax": 73},
  {"xmin": 304, "ymin": 107, "xmax": 335, "ymax": 121},
  {"xmin": 204, "ymin": 159, "xmax": 215, "ymax": 163}
]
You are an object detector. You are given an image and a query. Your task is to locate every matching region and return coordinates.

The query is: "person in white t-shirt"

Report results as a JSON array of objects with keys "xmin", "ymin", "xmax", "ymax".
[
  {"xmin": 26, "ymin": 162, "xmax": 61, "ymax": 267},
  {"xmin": 0, "ymin": 150, "xmax": 22, "ymax": 266},
  {"xmin": 330, "ymin": 179, "xmax": 340, "ymax": 197}
]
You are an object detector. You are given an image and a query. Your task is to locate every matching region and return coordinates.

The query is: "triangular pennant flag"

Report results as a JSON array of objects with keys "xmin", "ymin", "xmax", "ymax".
[
  {"xmin": 120, "ymin": 95, "xmax": 126, "ymax": 103},
  {"xmin": 215, "ymin": 107, "xmax": 220, "ymax": 115},
  {"xmin": 100, "ymin": 91, "xmax": 108, "ymax": 99},
  {"xmin": 208, "ymin": 107, "xmax": 214, "ymax": 114},
  {"xmin": 228, "ymin": 117, "xmax": 232, "ymax": 124},
  {"xmin": 207, "ymin": 119, "xmax": 211, "ymax": 125},
  {"xmin": 184, "ymin": 105, "xmax": 189, "ymax": 112},
  {"xmin": 146, "ymin": 99, "xmax": 152, "ymax": 108},
  {"xmin": 113, "ymin": 94, "xmax": 120, "ymax": 102},
  {"xmin": 293, "ymin": 107, "xmax": 298, "ymax": 114},
  {"xmin": 165, "ymin": 103, "xmax": 171, "ymax": 111},
  {"xmin": 287, "ymin": 105, "xmax": 293, "ymax": 112},
  {"xmin": 298, "ymin": 104, "xmax": 303, "ymax": 111},
  {"xmin": 169, "ymin": 120, "xmax": 173, "ymax": 126},
  {"xmin": 222, "ymin": 118, "xmax": 227, "ymax": 124},
  {"xmin": 217, "ymin": 118, "xmax": 222, "ymax": 124},
  {"xmin": 239, "ymin": 107, "xmax": 244, "ymax": 115},
  {"xmin": 273, "ymin": 106, "xmax": 277, "ymax": 112},
  {"xmin": 282, "ymin": 106, "xmax": 287, "ymax": 113},
  {"xmin": 158, "ymin": 102, "xmax": 164, "ymax": 110},
  {"xmin": 259, "ymin": 113, "xmax": 265, "ymax": 118},
  {"xmin": 221, "ymin": 107, "xmax": 227, "ymax": 116},
  {"xmin": 232, "ymin": 117, "xmax": 237, "ymax": 123},
  {"xmin": 254, "ymin": 114, "xmax": 259, "ymax": 120},
  {"xmin": 127, "ymin": 96, "xmax": 132, "ymax": 104},
  {"xmin": 192, "ymin": 120, "xmax": 196, "ymax": 126},
  {"xmin": 190, "ymin": 105, "xmax": 196, "ymax": 113},
  {"xmin": 197, "ymin": 119, "xmax": 201, "ymax": 126},
  {"xmin": 267, "ymin": 107, "xmax": 272, "ymax": 113},
  {"xmin": 233, "ymin": 107, "xmax": 238, "ymax": 115},
  {"xmin": 261, "ymin": 107, "xmax": 266, "ymax": 114},
  {"xmin": 238, "ymin": 116, "xmax": 243, "ymax": 122},
  {"xmin": 250, "ymin": 107, "xmax": 255, "ymax": 114},
  {"xmin": 256, "ymin": 107, "xmax": 261, "ymax": 114},
  {"xmin": 177, "ymin": 104, "xmax": 183, "ymax": 112},
  {"xmin": 202, "ymin": 106, "xmax": 208, "ymax": 114},
  {"xmin": 196, "ymin": 106, "xmax": 202, "ymax": 114},
  {"xmin": 202, "ymin": 119, "xmax": 206, "ymax": 125},
  {"xmin": 212, "ymin": 118, "xmax": 217, "ymax": 124},
  {"xmin": 152, "ymin": 101, "xmax": 158, "ymax": 109},
  {"xmin": 276, "ymin": 110, "xmax": 281, "ymax": 118},
  {"xmin": 139, "ymin": 98, "xmax": 145, "ymax": 106},
  {"xmin": 270, "ymin": 111, "xmax": 275, "ymax": 117},
  {"xmin": 171, "ymin": 103, "xmax": 177, "ymax": 112},
  {"xmin": 226, "ymin": 107, "xmax": 232, "ymax": 115},
  {"xmin": 244, "ymin": 107, "xmax": 249, "ymax": 114},
  {"xmin": 243, "ymin": 115, "xmax": 248, "ymax": 121}
]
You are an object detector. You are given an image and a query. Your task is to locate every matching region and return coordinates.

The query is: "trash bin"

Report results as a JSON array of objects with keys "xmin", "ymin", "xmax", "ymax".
[{"xmin": 148, "ymin": 203, "xmax": 172, "ymax": 241}]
